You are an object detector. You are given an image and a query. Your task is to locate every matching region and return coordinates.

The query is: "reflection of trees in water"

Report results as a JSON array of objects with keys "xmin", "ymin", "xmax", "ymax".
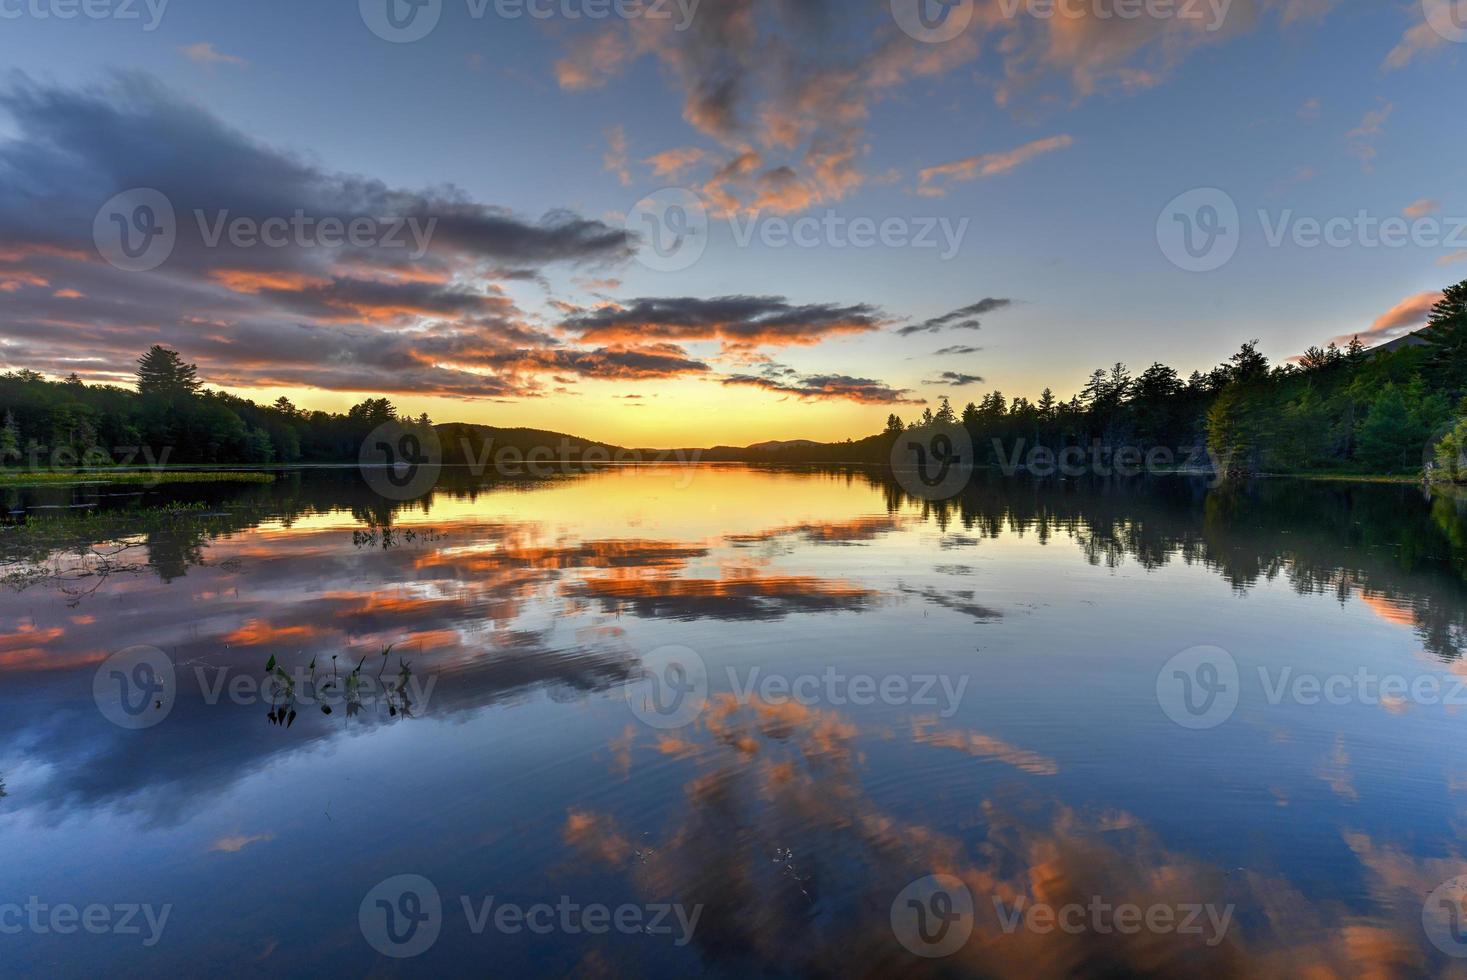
[
  {"xmin": 836, "ymin": 466, "xmax": 1467, "ymax": 662},
  {"xmin": 10, "ymin": 464, "xmax": 1467, "ymax": 657},
  {"xmin": 0, "ymin": 467, "xmax": 595, "ymax": 598}
]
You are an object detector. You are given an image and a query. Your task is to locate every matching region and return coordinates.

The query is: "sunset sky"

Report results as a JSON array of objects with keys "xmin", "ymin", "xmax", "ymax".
[{"xmin": 0, "ymin": 0, "xmax": 1462, "ymax": 446}]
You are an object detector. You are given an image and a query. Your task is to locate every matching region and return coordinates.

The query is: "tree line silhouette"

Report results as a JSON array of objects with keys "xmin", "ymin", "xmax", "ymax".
[
  {"xmin": 0, "ymin": 346, "xmax": 429, "ymax": 467},
  {"xmin": 783, "ymin": 277, "xmax": 1467, "ymax": 478},
  {"xmin": 2, "ymin": 277, "xmax": 1465, "ymax": 476}
]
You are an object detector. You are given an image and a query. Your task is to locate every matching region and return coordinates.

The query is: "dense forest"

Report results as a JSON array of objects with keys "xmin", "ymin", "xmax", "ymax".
[
  {"xmin": 768, "ymin": 277, "xmax": 1467, "ymax": 480},
  {"xmin": 0, "ymin": 345, "xmax": 431, "ymax": 468},
  {"xmin": 2, "ymin": 277, "xmax": 1466, "ymax": 479}
]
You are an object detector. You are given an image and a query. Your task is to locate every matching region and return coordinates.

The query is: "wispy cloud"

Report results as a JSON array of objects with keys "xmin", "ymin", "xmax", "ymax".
[
  {"xmin": 1346, "ymin": 102, "xmax": 1394, "ymax": 172},
  {"xmin": 603, "ymin": 124, "xmax": 631, "ymax": 186},
  {"xmin": 896, "ymin": 298, "xmax": 1011, "ymax": 337},
  {"xmin": 917, "ymin": 136, "xmax": 1074, "ymax": 198},
  {"xmin": 560, "ymin": 295, "xmax": 886, "ymax": 348},
  {"xmin": 1327, "ymin": 290, "xmax": 1443, "ymax": 347},
  {"xmin": 925, "ymin": 371, "xmax": 985, "ymax": 386},
  {"xmin": 1384, "ymin": 2, "xmax": 1452, "ymax": 69},
  {"xmin": 722, "ymin": 371, "xmax": 917, "ymax": 405},
  {"xmin": 180, "ymin": 42, "xmax": 248, "ymax": 67}
]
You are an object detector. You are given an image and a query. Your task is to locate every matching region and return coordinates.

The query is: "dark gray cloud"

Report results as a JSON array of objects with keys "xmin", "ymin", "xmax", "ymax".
[
  {"xmin": 0, "ymin": 73, "xmax": 652, "ymax": 397},
  {"xmin": 559, "ymin": 295, "xmax": 885, "ymax": 347},
  {"xmin": 933, "ymin": 344, "xmax": 981, "ymax": 356},
  {"xmin": 897, "ymin": 298, "xmax": 1012, "ymax": 336},
  {"xmin": 0, "ymin": 73, "xmax": 633, "ymax": 270},
  {"xmin": 721, "ymin": 371, "xmax": 917, "ymax": 404},
  {"xmin": 926, "ymin": 371, "xmax": 985, "ymax": 386}
]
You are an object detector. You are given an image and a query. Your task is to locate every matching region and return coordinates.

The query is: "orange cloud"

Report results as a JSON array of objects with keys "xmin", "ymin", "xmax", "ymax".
[
  {"xmin": 918, "ymin": 135, "xmax": 1075, "ymax": 197},
  {"xmin": 209, "ymin": 269, "xmax": 333, "ymax": 294}
]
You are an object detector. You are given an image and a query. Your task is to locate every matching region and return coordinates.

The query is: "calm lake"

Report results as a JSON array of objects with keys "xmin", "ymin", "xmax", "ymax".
[{"xmin": 3, "ymin": 465, "xmax": 1467, "ymax": 977}]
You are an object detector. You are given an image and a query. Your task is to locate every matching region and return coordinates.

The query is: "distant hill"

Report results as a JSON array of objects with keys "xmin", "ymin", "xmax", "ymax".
[
  {"xmin": 435, "ymin": 422, "xmax": 622, "ymax": 464},
  {"xmin": 745, "ymin": 439, "xmax": 822, "ymax": 452},
  {"xmin": 434, "ymin": 423, "xmax": 885, "ymax": 466}
]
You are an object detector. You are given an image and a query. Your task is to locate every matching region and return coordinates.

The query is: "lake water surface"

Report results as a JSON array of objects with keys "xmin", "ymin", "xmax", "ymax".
[{"xmin": 3, "ymin": 465, "xmax": 1467, "ymax": 977}]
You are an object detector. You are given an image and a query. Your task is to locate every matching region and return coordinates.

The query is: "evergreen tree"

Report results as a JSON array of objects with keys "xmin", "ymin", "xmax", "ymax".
[{"xmin": 136, "ymin": 346, "xmax": 201, "ymax": 396}]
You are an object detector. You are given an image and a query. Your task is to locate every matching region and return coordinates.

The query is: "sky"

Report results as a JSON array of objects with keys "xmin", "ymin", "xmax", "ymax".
[{"xmin": 0, "ymin": 0, "xmax": 1463, "ymax": 446}]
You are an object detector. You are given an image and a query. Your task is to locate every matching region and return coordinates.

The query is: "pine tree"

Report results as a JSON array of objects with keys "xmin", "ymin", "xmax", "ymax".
[
  {"xmin": 934, "ymin": 396, "xmax": 956, "ymax": 425},
  {"xmin": 136, "ymin": 346, "xmax": 201, "ymax": 396},
  {"xmin": 0, "ymin": 411, "xmax": 19, "ymax": 465}
]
